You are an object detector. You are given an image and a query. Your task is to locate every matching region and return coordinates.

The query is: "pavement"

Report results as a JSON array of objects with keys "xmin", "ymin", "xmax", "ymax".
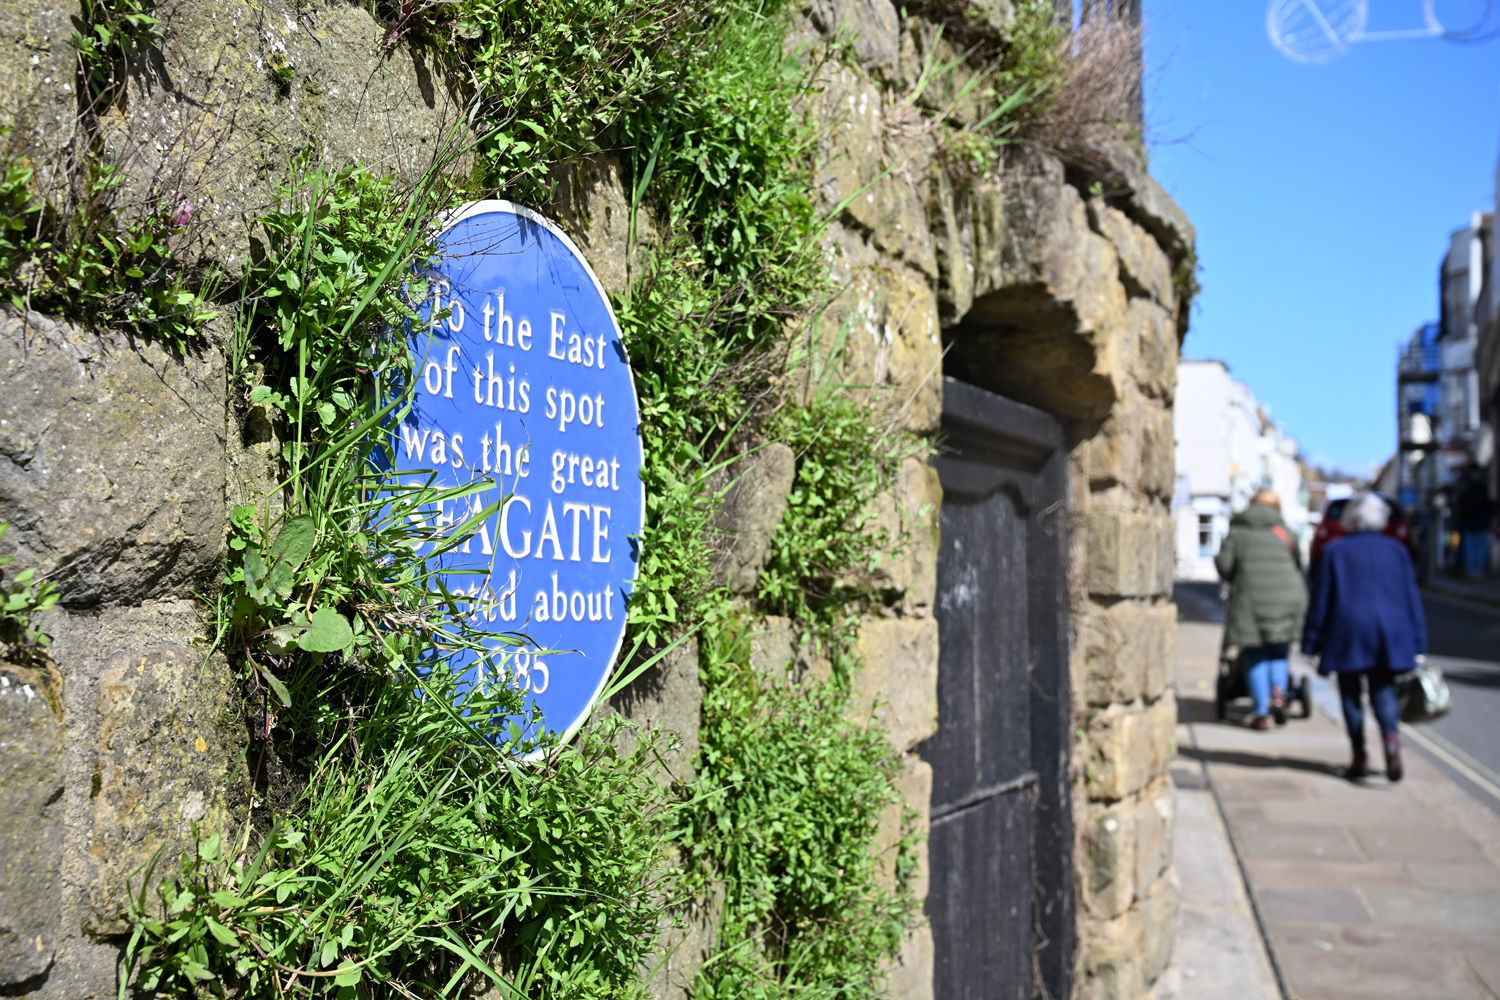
[{"xmin": 1164, "ymin": 620, "xmax": 1500, "ymax": 1000}]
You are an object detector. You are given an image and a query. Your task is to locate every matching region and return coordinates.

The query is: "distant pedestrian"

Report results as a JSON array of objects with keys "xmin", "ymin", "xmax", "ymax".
[
  {"xmin": 1216, "ymin": 488, "xmax": 1307, "ymax": 730},
  {"xmin": 1302, "ymin": 492, "xmax": 1427, "ymax": 782},
  {"xmin": 1452, "ymin": 466, "xmax": 1493, "ymax": 578}
]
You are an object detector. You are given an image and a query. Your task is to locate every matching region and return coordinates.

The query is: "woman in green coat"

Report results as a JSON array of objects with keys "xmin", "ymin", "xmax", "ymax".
[{"xmin": 1215, "ymin": 489, "xmax": 1308, "ymax": 729}]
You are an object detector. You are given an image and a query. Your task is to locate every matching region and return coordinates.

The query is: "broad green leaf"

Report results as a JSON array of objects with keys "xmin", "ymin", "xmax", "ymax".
[
  {"xmin": 203, "ymin": 916, "xmax": 237, "ymax": 947},
  {"xmin": 268, "ymin": 558, "xmax": 297, "ymax": 600},
  {"xmin": 243, "ymin": 548, "xmax": 269, "ymax": 601},
  {"xmin": 269, "ymin": 515, "xmax": 317, "ymax": 570},
  {"xmin": 295, "ymin": 608, "xmax": 353, "ymax": 653}
]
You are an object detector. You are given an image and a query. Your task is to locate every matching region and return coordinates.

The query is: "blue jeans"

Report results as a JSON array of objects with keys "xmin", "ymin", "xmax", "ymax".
[
  {"xmin": 1244, "ymin": 643, "xmax": 1290, "ymax": 718},
  {"xmin": 1336, "ymin": 669, "xmax": 1400, "ymax": 753},
  {"xmin": 1463, "ymin": 531, "xmax": 1490, "ymax": 576}
]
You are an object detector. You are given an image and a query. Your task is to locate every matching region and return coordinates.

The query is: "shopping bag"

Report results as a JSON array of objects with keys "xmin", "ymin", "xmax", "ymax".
[{"xmin": 1397, "ymin": 658, "xmax": 1452, "ymax": 724}]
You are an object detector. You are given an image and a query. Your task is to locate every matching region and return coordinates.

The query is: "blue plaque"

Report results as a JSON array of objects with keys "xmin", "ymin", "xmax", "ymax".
[{"xmin": 401, "ymin": 201, "xmax": 644, "ymax": 743}]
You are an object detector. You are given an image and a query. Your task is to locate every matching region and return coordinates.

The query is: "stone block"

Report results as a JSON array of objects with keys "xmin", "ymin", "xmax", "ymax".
[
  {"xmin": 948, "ymin": 164, "xmax": 1129, "ymax": 424},
  {"xmin": 1081, "ymin": 907, "xmax": 1146, "ymax": 1000},
  {"xmin": 843, "ymin": 456, "xmax": 942, "ymax": 608},
  {"xmin": 0, "ymin": 663, "xmax": 65, "ymax": 986},
  {"xmin": 873, "ymin": 754, "xmax": 932, "ymax": 899},
  {"xmin": 928, "ymin": 165, "xmax": 976, "ymax": 326},
  {"xmin": 1146, "ymin": 694, "xmax": 1177, "ymax": 779},
  {"xmin": 1145, "ymin": 609, "xmax": 1177, "ymax": 701},
  {"xmin": 609, "ymin": 638, "xmax": 701, "ymax": 786},
  {"xmin": 1080, "ymin": 600, "xmax": 1176, "ymax": 706},
  {"xmin": 1084, "ymin": 388, "xmax": 1146, "ymax": 489},
  {"xmin": 1085, "ymin": 703, "xmax": 1147, "ymax": 802},
  {"xmin": 808, "ymin": 0, "xmax": 902, "ymax": 80},
  {"xmin": 1126, "ymin": 298, "xmax": 1178, "ymax": 401},
  {"xmin": 1133, "ymin": 778, "xmax": 1174, "ymax": 896},
  {"xmin": 109, "ymin": 0, "xmax": 473, "ymax": 272},
  {"xmin": 1085, "ymin": 507, "xmax": 1175, "ymax": 599},
  {"xmin": 1090, "ymin": 138, "xmax": 1197, "ymax": 265},
  {"xmin": 749, "ymin": 615, "xmax": 797, "ymax": 677},
  {"xmin": 644, "ymin": 880, "xmax": 724, "ymax": 1000},
  {"xmin": 815, "ymin": 69, "xmax": 939, "ymax": 280},
  {"xmin": 1077, "ymin": 610, "xmax": 1117, "ymax": 707},
  {"xmin": 86, "ymin": 647, "xmax": 247, "ymax": 934},
  {"xmin": 746, "ymin": 615, "xmax": 831, "ymax": 685},
  {"xmin": 1086, "ymin": 697, "xmax": 1174, "ymax": 802},
  {"xmin": 1154, "ymin": 508, "xmax": 1176, "ymax": 596},
  {"xmin": 897, "ymin": 458, "xmax": 942, "ymax": 613},
  {"xmin": 1138, "ymin": 870, "xmax": 1181, "ymax": 988},
  {"xmin": 880, "ymin": 921, "xmax": 935, "ymax": 1000},
  {"xmin": 1084, "ymin": 803, "xmax": 1135, "ymax": 919},
  {"xmin": 812, "ymin": 254, "xmax": 944, "ymax": 434},
  {"xmin": 850, "ymin": 617, "xmax": 939, "ymax": 752},
  {"xmin": 549, "ymin": 153, "xmax": 654, "ymax": 301},
  {"xmin": 1084, "ymin": 507, "xmax": 1148, "ymax": 598},
  {"xmin": 1080, "ymin": 871, "xmax": 1180, "ymax": 999},
  {"xmin": 1140, "ymin": 404, "xmax": 1176, "ymax": 499},
  {"xmin": 0, "ymin": 309, "xmax": 227, "ymax": 608},
  {"xmin": 0, "ymin": 0, "xmax": 76, "ymax": 174},
  {"xmin": 709, "ymin": 442, "xmax": 796, "ymax": 595},
  {"xmin": 1089, "ymin": 200, "xmax": 1175, "ymax": 311}
]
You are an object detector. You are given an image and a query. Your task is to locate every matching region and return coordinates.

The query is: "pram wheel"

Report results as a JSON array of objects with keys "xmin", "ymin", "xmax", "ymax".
[
  {"xmin": 1215, "ymin": 670, "xmax": 1231, "ymax": 721},
  {"xmin": 1295, "ymin": 677, "xmax": 1313, "ymax": 719}
]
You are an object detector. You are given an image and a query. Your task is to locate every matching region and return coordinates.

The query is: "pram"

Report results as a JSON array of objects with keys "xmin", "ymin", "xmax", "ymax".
[{"xmin": 1214, "ymin": 645, "xmax": 1314, "ymax": 722}]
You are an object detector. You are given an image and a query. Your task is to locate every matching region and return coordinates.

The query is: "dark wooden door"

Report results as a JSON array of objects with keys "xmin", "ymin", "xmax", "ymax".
[{"xmin": 921, "ymin": 378, "xmax": 1074, "ymax": 1000}]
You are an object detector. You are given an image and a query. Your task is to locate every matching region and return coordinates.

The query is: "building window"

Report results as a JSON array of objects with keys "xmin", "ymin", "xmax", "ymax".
[{"xmin": 1198, "ymin": 514, "xmax": 1215, "ymax": 557}]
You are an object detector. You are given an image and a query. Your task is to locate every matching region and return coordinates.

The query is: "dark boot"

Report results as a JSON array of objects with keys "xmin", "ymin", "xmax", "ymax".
[
  {"xmin": 1347, "ymin": 748, "xmax": 1370, "ymax": 781},
  {"xmin": 1385, "ymin": 733, "xmax": 1403, "ymax": 783},
  {"xmin": 1271, "ymin": 685, "xmax": 1288, "ymax": 726}
]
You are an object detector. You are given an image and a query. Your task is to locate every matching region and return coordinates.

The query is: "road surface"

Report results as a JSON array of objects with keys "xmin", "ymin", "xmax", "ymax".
[{"xmin": 1418, "ymin": 591, "xmax": 1500, "ymax": 811}]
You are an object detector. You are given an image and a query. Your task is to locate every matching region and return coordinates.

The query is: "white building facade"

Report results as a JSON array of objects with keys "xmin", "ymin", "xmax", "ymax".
[{"xmin": 1173, "ymin": 360, "xmax": 1310, "ymax": 581}]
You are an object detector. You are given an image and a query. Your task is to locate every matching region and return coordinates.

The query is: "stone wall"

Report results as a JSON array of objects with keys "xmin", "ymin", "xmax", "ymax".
[
  {"xmin": 0, "ymin": 2, "xmax": 1191, "ymax": 998},
  {"xmin": 789, "ymin": 4, "xmax": 1193, "ymax": 998}
]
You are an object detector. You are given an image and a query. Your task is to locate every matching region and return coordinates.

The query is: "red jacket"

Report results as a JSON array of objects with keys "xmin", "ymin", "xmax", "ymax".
[{"xmin": 1310, "ymin": 496, "xmax": 1411, "ymax": 566}]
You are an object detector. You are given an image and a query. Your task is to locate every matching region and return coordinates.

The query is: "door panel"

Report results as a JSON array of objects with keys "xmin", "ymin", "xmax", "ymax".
[
  {"xmin": 927, "ymin": 487, "xmax": 1031, "ymax": 806},
  {"xmin": 923, "ymin": 378, "xmax": 1072, "ymax": 1000},
  {"xmin": 927, "ymin": 793, "xmax": 1033, "ymax": 1000}
]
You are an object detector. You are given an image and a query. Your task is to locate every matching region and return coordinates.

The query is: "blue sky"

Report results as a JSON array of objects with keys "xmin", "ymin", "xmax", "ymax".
[{"xmin": 1143, "ymin": 1, "xmax": 1500, "ymax": 475}]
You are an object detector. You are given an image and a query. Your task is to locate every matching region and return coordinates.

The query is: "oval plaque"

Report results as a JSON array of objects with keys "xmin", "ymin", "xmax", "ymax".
[{"xmin": 401, "ymin": 201, "xmax": 644, "ymax": 742}]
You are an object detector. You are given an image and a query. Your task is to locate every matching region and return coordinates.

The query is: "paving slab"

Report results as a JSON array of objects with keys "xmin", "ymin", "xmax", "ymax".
[
  {"xmin": 1466, "ymin": 952, "xmax": 1500, "ymax": 995},
  {"xmin": 1258, "ymin": 887, "xmax": 1373, "ymax": 925},
  {"xmin": 1246, "ymin": 859, "xmax": 1413, "ymax": 889},
  {"xmin": 1275, "ymin": 948, "xmax": 1484, "ymax": 1000},
  {"xmin": 1174, "ymin": 620, "xmax": 1500, "ymax": 1000}
]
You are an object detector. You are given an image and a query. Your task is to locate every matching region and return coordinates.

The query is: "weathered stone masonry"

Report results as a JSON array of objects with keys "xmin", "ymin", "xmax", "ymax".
[
  {"xmin": 786, "ymin": 4, "xmax": 1191, "ymax": 997},
  {"xmin": 0, "ymin": 2, "xmax": 1191, "ymax": 998}
]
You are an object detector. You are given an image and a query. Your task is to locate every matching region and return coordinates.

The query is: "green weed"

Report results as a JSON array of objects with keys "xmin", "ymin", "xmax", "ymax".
[
  {"xmin": 0, "ymin": 522, "xmax": 60, "ymax": 665},
  {"xmin": 109, "ymin": 0, "xmax": 927, "ymax": 995},
  {"xmin": 0, "ymin": 153, "xmax": 217, "ymax": 354}
]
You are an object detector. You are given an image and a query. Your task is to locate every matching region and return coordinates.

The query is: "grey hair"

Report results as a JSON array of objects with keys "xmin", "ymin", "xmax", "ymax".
[{"xmin": 1341, "ymin": 492, "xmax": 1390, "ymax": 533}]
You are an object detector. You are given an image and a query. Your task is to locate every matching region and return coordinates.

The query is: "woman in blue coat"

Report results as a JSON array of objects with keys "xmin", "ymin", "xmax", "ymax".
[{"xmin": 1301, "ymin": 493, "xmax": 1427, "ymax": 781}]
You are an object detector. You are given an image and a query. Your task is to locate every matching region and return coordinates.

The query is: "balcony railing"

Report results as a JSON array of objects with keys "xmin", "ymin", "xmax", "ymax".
[{"xmin": 1397, "ymin": 339, "xmax": 1440, "ymax": 382}]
